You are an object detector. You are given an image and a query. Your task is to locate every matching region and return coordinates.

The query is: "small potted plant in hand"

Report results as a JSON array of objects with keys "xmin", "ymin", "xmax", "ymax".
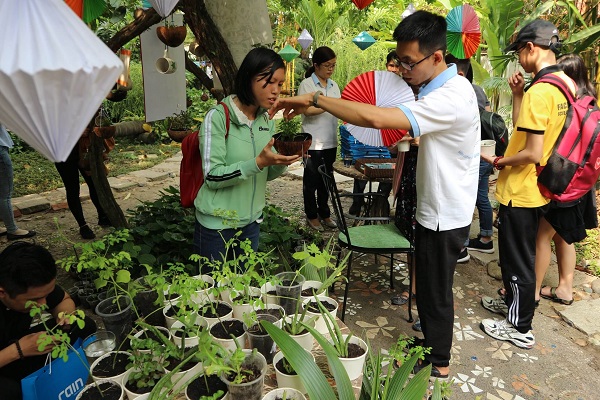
[{"xmin": 273, "ymin": 116, "xmax": 312, "ymax": 157}]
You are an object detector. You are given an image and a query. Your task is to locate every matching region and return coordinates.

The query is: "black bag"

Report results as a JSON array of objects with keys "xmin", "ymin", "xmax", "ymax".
[{"xmin": 480, "ymin": 109, "xmax": 508, "ymax": 156}]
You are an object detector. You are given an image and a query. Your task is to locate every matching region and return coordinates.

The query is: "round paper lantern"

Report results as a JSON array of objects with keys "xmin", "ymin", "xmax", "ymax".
[
  {"xmin": 279, "ymin": 44, "xmax": 301, "ymax": 62},
  {"xmin": 352, "ymin": 31, "xmax": 376, "ymax": 50},
  {"xmin": 0, "ymin": 0, "xmax": 122, "ymax": 162},
  {"xmin": 352, "ymin": 0, "xmax": 375, "ymax": 10},
  {"xmin": 298, "ymin": 29, "xmax": 314, "ymax": 50}
]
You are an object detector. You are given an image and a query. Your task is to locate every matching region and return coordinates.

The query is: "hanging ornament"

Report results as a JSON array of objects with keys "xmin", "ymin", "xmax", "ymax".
[
  {"xmin": 352, "ymin": 31, "xmax": 376, "ymax": 50},
  {"xmin": 146, "ymin": 0, "xmax": 179, "ymax": 18},
  {"xmin": 156, "ymin": 15, "xmax": 187, "ymax": 47},
  {"xmin": 278, "ymin": 44, "xmax": 301, "ymax": 62},
  {"xmin": 116, "ymin": 48, "xmax": 132, "ymax": 91},
  {"xmin": 401, "ymin": 3, "xmax": 416, "ymax": 19},
  {"xmin": 352, "ymin": 0, "xmax": 375, "ymax": 10},
  {"xmin": 298, "ymin": 29, "xmax": 314, "ymax": 50},
  {"xmin": 0, "ymin": 0, "xmax": 122, "ymax": 162}
]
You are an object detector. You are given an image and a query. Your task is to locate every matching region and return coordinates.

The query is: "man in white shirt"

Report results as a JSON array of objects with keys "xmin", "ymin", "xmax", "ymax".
[{"xmin": 270, "ymin": 11, "xmax": 479, "ymax": 378}]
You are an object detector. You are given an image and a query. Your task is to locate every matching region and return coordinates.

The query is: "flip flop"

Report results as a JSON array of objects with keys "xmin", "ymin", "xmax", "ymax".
[
  {"xmin": 540, "ymin": 286, "xmax": 574, "ymax": 305},
  {"xmin": 391, "ymin": 291, "xmax": 412, "ymax": 306}
]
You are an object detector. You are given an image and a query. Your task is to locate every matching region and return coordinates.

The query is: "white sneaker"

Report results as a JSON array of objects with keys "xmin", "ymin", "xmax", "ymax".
[
  {"xmin": 481, "ymin": 296, "xmax": 508, "ymax": 317},
  {"xmin": 480, "ymin": 318, "xmax": 535, "ymax": 349}
]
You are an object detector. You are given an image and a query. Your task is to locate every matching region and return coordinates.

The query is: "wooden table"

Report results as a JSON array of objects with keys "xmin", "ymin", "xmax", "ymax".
[{"xmin": 332, "ymin": 160, "xmax": 393, "ymax": 183}]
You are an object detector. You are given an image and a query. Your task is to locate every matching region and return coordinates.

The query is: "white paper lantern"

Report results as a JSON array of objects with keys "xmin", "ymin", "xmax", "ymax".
[
  {"xmin": 298, "ymin": 29, "xmax": 313, "ymax": 50},
  {"xmin": 147, "ymin": 0, "xmax": 179, "ymax": 18},
  {"xmin": 0, "ymin": 0, "xmax": 122, "ymax": 162}
]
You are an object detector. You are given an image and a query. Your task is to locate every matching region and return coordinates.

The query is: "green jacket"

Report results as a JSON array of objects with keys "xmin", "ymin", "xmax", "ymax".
[{"xmin": 194, "ymin": 95, "xmax": 287, "ymax": 229}]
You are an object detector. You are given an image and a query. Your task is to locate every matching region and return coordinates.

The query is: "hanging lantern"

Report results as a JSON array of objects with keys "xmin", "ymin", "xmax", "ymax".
[
  {"xmin": 117, "ymin": 48, "xmax": 132, "ymax": 91},
  {"xmin": 401, "ymin": 3, "xmax": 416, "ymax": 19},
  {"xmin": 0, "ymin": 0, "xmax": 122, "ymax": 162},
  {"xmin": 278, "ymin": 44, "xmax": 300, "ymax": 62},
  {"xmin": 352, "ymin": 0, "xmax": 375, "ymax": 10},
  {"xmin": 146, "ymin": 0, "xmax": 179, "ymax": 18},
  {"xmin": 298, "ymin": 29, "xmax": 314, "ymax": 50},
  {"xmin": 352, "ymin": 31, "xmax": 376, "ymax": 50}
]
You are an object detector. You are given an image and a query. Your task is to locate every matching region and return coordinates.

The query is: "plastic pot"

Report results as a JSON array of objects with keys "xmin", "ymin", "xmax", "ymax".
[
  {"xmin": 275, "ymin": 272, "xmax": 305, "ymax": 315},
  {"xmin": 95, "ymin": 296, "xmax": 133, "ymax": 348},
  {"xmin": 244, "ymin": 314, "xmax": 278, "ymax": 363},
  {"xmin": 221, "ymin": 351, "xmax": 267, "ymax": 400}
]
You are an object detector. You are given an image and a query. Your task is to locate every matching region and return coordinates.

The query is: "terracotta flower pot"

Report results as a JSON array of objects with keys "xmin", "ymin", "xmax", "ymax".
[
  {"xmin": 156, "ymin": 25, "xmax": 187, "ymax": 48},
  {"xmin": 273, "ymin": 133, "xmax": 312, "ymax": 157},
  {"xmin": 167, "ymin": 129, "xmax": 193, "ymax": 143}
]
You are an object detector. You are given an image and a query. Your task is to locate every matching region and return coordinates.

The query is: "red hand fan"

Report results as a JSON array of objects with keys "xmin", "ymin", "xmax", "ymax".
[{"xmin": 341, "ymin": 70, "xmax": 415, "ymax": 146}]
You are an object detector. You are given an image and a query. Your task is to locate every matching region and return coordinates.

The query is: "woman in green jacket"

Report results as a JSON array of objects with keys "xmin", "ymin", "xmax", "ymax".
[{"xmin": 194, "ymin": 48, "xmax": 300, "ymax": 265}]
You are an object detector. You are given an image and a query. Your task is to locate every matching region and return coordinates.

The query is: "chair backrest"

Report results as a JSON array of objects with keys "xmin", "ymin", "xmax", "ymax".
[{"xmin": 317, "ymin": 164, "xmax": 352, "ymax": 245}]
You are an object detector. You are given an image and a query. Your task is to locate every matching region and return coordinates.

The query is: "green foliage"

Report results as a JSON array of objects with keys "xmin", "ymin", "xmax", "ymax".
[
  {"xmin": 167, "ymin": 109, "xmax": 196, "ymax": 131},
  {"xmin": 293, "ymin": 237, "xmax": 349, "ymax": 295},
  {"xmin": 276, "ymin": 116, "xmax": 302, "ymax": 139},
  {"xmin": 58, "ymin": 230, "xmax": 133, "ymax": 297},
  {"xmin": 126, "ymin": 186, "xmax": 197, "ymax": 272},
  {"xmin": 127, "ymin": 337, "xmax": 166, "ymax": 391},
  {"xmin": 27, "ymin": 302, "xmax": 86, "ymax": 362},
  {"xmin": 575, "ymin": 228, "xmax": 600, "ymax": 275}
]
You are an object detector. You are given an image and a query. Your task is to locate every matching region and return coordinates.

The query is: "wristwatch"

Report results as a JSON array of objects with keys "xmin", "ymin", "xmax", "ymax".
[{"xmin": 313, "ymin": 91, "xmax": 323, "ymax": 108}]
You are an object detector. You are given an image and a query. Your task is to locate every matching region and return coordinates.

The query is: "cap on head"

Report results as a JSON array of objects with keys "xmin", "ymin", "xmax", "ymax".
[{"xmin": 504, "ymin": 19, "xmax": 561, "ymax": 53}]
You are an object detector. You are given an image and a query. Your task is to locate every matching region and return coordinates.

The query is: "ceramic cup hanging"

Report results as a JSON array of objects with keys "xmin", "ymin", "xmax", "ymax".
[{"xmin": 156, "ymin": 47, "xmax": 176, "ymax": 74}]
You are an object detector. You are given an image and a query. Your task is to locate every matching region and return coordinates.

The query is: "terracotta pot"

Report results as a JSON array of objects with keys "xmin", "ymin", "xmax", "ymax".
[
  {"xmin": 167, "ymin": 129, "xmax": 193, "ymax": 143},
  {"xmin": 272, "ymin": 133, "xmax": 312, "ymax": 157},
  {"xmin": 156, "ymin": 25, "xmax": 187, "ymax": 48}
]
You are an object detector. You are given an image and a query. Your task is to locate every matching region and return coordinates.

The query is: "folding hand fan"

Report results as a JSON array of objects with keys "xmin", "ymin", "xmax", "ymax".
[
  {"xmin": 446, "ymin": 4, "xmax": 481, "ymax": 59},
  {"xmin": 341, "ymin": 70, "xmax": 415, "ymax": 147}
]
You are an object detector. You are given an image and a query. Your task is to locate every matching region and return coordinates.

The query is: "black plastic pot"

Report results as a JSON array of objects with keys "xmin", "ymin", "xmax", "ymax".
[
  {"xmin": 95, "ymin": 296, "xmax": 133, "ymax": 349},
  {"xmin": 244, "ymin": 314, "xmax": 278, "ymax": 363}
]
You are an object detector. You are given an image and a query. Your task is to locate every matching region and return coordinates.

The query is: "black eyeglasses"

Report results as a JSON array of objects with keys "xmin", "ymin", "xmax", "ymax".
[
  {"xmin": 398, "ymin": 52, "xmax": 435, "ymax": 71},
  {"xmin": 513, "ymin": 44, "xmax": 527, "ymax": 58}
]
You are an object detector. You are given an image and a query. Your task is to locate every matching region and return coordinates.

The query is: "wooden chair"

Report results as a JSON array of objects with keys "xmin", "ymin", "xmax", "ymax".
[{"xmin": 318, "ymin": 164, "xmax": 415, "ymax": 322}]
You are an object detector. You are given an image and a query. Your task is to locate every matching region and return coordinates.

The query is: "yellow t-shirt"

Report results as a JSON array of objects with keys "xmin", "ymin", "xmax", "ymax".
[{"xmin": 495, "ymin": 71, "xmax": 573, "ymax": 208}]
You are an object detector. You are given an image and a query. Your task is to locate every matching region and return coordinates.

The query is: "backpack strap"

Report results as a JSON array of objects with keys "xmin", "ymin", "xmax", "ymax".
[
  {"xmin": 218, "ymin": 101, "xmax": 230, "ymax": 138},
  {"xmin": 536, "ymin": 74, "xmax": 577, "ymax": 105}
]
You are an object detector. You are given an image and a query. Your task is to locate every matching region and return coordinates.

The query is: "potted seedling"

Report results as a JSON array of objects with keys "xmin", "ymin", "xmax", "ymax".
[
  {"xmin": 272, "ymin": 350, "xmax": 314, "ymax": 395},
  {"xmin": 279, "ymin": 304, "xmax": 315, "ymax": 352},
  {"xmin": 261, "ymin": 388, "xmax": 307, "ymax": 400},
  {"xmin": 185, "ymin": 374, "xmax": 228, "ymax": 400},
  {"xmin": 274, "ymin": 271, "xmax": 305, "ymax": 316},
  {"xmin": 272, "ymin": 116, "xmax": 312, "ymax": 157},
  {"xmin": 124, "ymin": 340, "xmax": 166, "ymax": 399},
  {"xmin": 262, "ymin": 322, "xmax": 438, "ymax": 400},
  {"xmin": 166, "ymin": 109, "xmax": 195, "ymax": 142},
  {"xmin": 76, "ymin": 379, "xmax": 124, "ymax": 400},
  {"xmin": 243, "ymin": 312, "xmax": 278, "ymax": 363}
]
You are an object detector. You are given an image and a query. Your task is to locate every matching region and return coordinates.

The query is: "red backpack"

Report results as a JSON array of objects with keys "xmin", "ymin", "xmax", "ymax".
[
  {"xmin": 179, "ymin": 102, "xmax": 230, "ymax": 208},
  {"xmin": 534, "ymin": 74, "xmax": 600, "ymax": 203}
]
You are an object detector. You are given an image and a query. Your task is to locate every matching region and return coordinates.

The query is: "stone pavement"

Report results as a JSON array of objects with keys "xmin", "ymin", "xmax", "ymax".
[{"xmin": 9, "ymin": 154, "xmax": 600, "ymax": 399}]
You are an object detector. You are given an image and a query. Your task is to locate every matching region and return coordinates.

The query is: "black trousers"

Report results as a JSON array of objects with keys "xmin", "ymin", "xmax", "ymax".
[
  {"xmin": 415, "ymin": 222, "xmax": 469, "ymax": 367},
  {"xmin": 0, "ymin": 316, "xmax": 97, "ymax": 400},
  {"xmin": 350, "ymin": 179, "xmax": 393, "ymax": 208},
  {"xmin": 55, "ymin": 145, "xmax": 107, "ymax": 228},
  {"xmin": 498, "ymin": 203, "xmax": 546, "ymax": 333},
  {"xmin": 303, "ymin": 148, "xmax": 337, "ymax": 220}
]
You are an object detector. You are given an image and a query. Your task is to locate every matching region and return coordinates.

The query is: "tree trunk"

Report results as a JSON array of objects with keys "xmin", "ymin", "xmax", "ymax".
[
  {"xmin": 89, "ymin": 9, "xmax": 162, "ymax": 228},
  {"xmin": 184, "ymin": 51, "xmax": 224, "ymax": 101},
  {"xmin": 180, "ymin": 0, "xmax": 237, "ymax": 96}
]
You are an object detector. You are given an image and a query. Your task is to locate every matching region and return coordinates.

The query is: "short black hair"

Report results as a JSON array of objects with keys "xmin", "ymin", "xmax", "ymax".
[
  {"xmin": 0, "ymin": 242, "xmax": 57, "ymax": 298},
  {"xmin": 235, "ymin": 48, "xmax": 285, "ymax": 106},
  {"xmin": 393, "ymin": 10, "xmax": 447, "ymax": 55},
  {"xmin": 305, "ymin": 46, "xmax": 336, "ymax": 78},
  {"xmin": 445, "ymin": 54, "xmax": 472, "ymax": 81},
  {"xmin": 386, "ymin": 51, "xmax": 398, "ymax": 64}
]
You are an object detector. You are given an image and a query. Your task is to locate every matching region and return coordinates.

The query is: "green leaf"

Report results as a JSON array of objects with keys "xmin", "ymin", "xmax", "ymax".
[
  {"xmin": 116, "ymin": 270, "xmax": 131, "ymax": 283},
  {"xmin": 261, "ymin": 321, "xmax": 337, "ymax": 400}
]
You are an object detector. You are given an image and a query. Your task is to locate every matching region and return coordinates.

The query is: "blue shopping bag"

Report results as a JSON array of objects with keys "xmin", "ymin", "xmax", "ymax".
[{"xmin": 21, "ymin": 338, "xmax": 90, "ymax": 400}]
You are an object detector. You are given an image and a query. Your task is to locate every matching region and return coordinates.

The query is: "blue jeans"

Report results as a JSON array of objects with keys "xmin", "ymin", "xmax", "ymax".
[
  {"xmin": 465, "ymin": 161, "xmax": 494, "ymax": 246},
  {"xmin": 0, "ymin": 146, "xmax": 17, "ymax": 232},
  {"xmin": 193, "ymin": 220, "xmax": 260, "ymax": 273}
]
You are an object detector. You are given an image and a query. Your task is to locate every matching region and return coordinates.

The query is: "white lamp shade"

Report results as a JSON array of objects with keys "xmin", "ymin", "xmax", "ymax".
[
  {"xmin": 298, "ymin": 29, "xmax": 313, "ymax": 50},
  {"xmin": 147, "ymin": 0, "xmax": 179, "ymax": 18},
  {"xmin": 0, "ymin": 0, "xmax": 122, "ymax": 162}
]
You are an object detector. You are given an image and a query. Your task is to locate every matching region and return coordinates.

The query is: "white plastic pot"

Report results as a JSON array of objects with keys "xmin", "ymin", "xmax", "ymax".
[
  {"xmin": 260, "ymin": 282, "xmax": 279, "ymax": 306},
  {"xmin": 225, "ymin": 286, "xmax": 262, "ymax": 320},
  {"xmin": 272, "ymin": 350, "xmax": 313, "ymax": 395},
  {"xmin": 90, "ymin": 351, "xmax": 132, "ymax": 386},
  {"xmin": 209, "ymin": 318, "xmax": 247, "ymax": 352},
  {"xmin": 77, "ymin": 379, "xmax": 124, "ymax": 400},
  {"xmin": 300, "ymin": 280, "xmax": 323, "ymax": 301},
  {"xmin": 170, "ymin": 319, "xmax": 208, "ymax": 348},
  {"xmin": 327, "ymin": 335, "xmax": 368, "ymax": 381},
  {"xmin": 301, "ymin": 295, "xmax": 339, "ymax": 334},
  {"xmin": 130, "ymin": 326, "xmax": 171, "ymax": 355},
  {"xmin": 198, "ymin": 300, "xmax": 233, "ymax": 327},
  {"xmin": 190, "ymin": 274, "xmax": 216, "ymax": 305},
  {"xmin": 282, "ymin": 316, "xmax": 314, "ymax": 351},
  {"xmin": 261, "ymin": 388, "xmax": 307, "ymax": 400}
]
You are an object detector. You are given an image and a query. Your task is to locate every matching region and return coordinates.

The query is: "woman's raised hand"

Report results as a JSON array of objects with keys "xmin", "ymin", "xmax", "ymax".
[{"xmin": 256, "ymin": 138, "xmax": 301, "ymax": 169}]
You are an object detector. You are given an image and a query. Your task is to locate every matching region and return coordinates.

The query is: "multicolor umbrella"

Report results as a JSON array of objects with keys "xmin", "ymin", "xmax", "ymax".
[
  {"xmin": 341, "ymin": 71, "xmax": 415, "ymax": 147},
  {"xmin": 64, "ymin": 0, "xmax": 106, "ymax": 23},
  {"xmin": 446, "ymin": 4, "xmax": 481, "ymax": 59}
]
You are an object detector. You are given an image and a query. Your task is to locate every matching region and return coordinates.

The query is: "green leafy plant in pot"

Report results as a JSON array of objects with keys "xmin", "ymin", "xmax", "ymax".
[
  {"xmin": 273, "ymin": 116, "xmax": 312, "ymax": 157},
  {"xmin": 166, "ymin": 109, "xmax": 196, "ymax": 142}
]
